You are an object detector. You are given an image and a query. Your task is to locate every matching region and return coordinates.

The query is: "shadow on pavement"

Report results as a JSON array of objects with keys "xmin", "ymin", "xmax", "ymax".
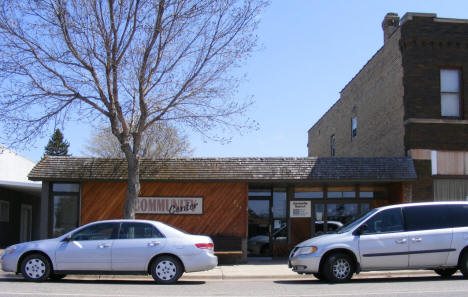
[{"xmin": 275, "ymin": 275, "xmax": 465, "ymax": 285}]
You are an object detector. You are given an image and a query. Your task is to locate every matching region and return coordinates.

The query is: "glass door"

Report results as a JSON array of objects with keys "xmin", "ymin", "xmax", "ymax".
[{"xmin": 247, "ymin": 198, "xmax": 272, "ymax": 257}]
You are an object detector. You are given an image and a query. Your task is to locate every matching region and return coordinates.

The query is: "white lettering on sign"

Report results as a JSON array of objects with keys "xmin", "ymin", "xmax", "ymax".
[{"xmin": 136, "ymin": 197, "xmax": 203, "ymax": 215}]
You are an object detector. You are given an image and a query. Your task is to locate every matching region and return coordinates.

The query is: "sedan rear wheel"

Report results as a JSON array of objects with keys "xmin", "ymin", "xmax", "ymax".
[
  {"xmin": 21, "ymin": 254, "xmax": 51, "ymax": 282},
  {"xmin": 151, "ymin": 256, "xmax": 183, "ymax": 284},
  {"xmin": 434, "ymin": 268, "xmax": 457, "ymax": 278}
]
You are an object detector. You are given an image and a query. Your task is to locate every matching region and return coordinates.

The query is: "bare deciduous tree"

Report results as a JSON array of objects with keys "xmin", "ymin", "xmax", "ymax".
[
  {"xmin": 0, "ymin": 0, "xmax": 267, "ymax": 218},
  {"xmin": 83, "ymin": 123, "xmax": 192, "ymax": 159}
]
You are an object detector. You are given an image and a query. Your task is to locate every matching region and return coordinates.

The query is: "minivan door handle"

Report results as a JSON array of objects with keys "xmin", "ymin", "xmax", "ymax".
[
  {"xmin": 395, "ymin": 238, "xmax": 407, "ymax": 244},
  {"xmin": 412, "ymin": 237, "xmax": 422, "ymax": 243}
]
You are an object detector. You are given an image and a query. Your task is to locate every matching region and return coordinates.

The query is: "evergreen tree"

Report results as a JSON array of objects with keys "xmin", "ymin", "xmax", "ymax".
[{"xmin": 44, "ymin": 129, "xmax": 70, "ymax": 156}]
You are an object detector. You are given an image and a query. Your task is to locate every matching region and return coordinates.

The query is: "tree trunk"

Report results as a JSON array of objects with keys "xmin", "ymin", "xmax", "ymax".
[{"xmin": 123, "ymin": 153, "xmax": 140, "ymax": 219}]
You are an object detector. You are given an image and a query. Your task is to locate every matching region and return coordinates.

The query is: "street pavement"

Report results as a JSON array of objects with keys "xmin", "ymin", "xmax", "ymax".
[
  {"xmin": 0, "ymin": 249, "xmax": 448, "ymax": 281},
  {"xmin": 4, "ymin": 250, "xmax": 468, "ymax": 297}
]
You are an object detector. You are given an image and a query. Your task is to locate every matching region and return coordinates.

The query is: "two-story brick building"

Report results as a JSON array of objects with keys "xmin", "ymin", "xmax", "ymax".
[{"xmin": 308, "ymin": 12, "xmax": 468, "ymax": 203}]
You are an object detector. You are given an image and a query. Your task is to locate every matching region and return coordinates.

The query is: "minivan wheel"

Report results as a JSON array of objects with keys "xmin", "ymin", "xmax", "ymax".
[
  {"xmin": 313, "ymin": 272, "xmax": 325, "ymax": 281},
  {"xmin": 20, "ymin": 254, "xmax": 51, "ymax": 282},
  {"xmin": 434, "ymin": 268, "xmax": 457, "ymax": 278},
  {"xmin": 151, "ymin": 256, "xmax": 183, "ymax": 284},
  {"xmin": 322, "ymin": 253, "xmax": 354, "ymax": 283},
  {"xmin": 460, "ymin": 252, "xmax": 468, "ymax": 278}
]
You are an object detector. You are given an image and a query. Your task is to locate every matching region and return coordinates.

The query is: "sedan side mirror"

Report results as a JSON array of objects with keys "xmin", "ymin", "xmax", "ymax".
[
  {"xmin": 62, "ymin": 234, "xmax": 72, "ymax": 242},
  {"xmin": 354, "ymin": 224, "xmax": 368, "ymax": 236}
]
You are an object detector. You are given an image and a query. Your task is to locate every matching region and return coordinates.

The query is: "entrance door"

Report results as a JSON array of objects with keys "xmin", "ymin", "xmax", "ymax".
[
  {"xmin": 247, "ymin": 199, "xmax": 271, "ymax": 257},
  {"xmin": 20, "ymin": 204, "xmax": 32, "ymax": 242}
]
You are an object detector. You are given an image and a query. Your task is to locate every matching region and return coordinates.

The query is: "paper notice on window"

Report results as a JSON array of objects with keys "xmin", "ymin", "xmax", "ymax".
[{"xmin": 290, "ymin": 201, "xmax": 311, "ymax": 218}]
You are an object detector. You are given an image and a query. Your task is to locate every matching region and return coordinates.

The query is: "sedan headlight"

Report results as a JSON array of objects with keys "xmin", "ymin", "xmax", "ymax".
[{"xmin": 295, "ymin": 246, "xmax": 318, "ymax": 256}]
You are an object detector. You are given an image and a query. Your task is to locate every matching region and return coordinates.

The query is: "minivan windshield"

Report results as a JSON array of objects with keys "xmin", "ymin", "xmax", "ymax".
[{"xmin": 336, "ymin": 208, "xmax": 378, "ymax": 234}]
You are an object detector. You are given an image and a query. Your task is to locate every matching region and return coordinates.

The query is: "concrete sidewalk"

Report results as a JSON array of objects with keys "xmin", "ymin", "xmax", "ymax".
[{"xmin": 1, "ymin": 250, "xmax": 444, "ymax": 281}]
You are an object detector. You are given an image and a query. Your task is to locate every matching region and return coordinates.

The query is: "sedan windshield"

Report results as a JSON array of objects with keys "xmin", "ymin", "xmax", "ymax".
[{"xmin": 336, "ymin": 208, "xmax": 378, "ymax": 234}]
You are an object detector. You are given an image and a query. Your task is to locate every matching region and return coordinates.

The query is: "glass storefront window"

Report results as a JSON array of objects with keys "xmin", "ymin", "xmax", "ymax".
[
  {"xmin": 343, "ymin": 191, "xmax": 356, "ymax": 198},
  {"xmin": 361, "ymin": 203, "xmax": 371, "ymax": 214},
  {"xmin": 315, "ymin": 204, "xmax": 324, "ymax": 221},
  {"xmin": 53, "ymin": 195, "xmax": 79, "ymax": 237},
  {"xmin": 328, "ymin": 192, "xmax": 342, "ymax": 198},
  {"xmin": 359, "ymin": 191, "xmax": 374, "ymax": 198},
  {"xmin": 295, "ymin": 187, "xmax": 323, "ymax": 199},
  {"xmin": 327, "ymin": 187, "xmax": 356, "ymax": 199},
  {"xmin": 248, "ymin": 190, "xmax": 271, "ymax": 197},
  {"xmin": 53, "ymin": 183, "xmax": 80, "ymax": 192},
  {"xmin": 326, "ymin": 203, "xmax": 359, "ymax": 225},
  {"xmin": 273, "ymin": 191, "xmax": 286, "ymax": 219},
  {"xmin": 328, "ymin": 191, "xmax": 356, "ymax": 198},
  {"xmin": 295, "ymin": 192, "xmax": 323, "ymax": 198},
  {"xmin": 52, "ymin": 183, "xmax": 80, "ymax": 237},
  {"xmin": 272, "ymin": 190, "xmax": 287, "ymax": 242}
]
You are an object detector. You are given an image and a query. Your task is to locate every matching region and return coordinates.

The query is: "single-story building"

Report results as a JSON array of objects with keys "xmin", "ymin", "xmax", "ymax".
[
  {"xmin": 28, "ymin": 156, "xmax": 417, "ymax": 261},
  {"xmin": 0, "ymin": 145, "xmax": 41, "ymax": 248}
]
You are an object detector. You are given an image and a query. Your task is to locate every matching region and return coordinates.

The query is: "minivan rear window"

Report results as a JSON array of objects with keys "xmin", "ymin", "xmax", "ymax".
[
  {"xmin": 403, "ymin": 205, "xmax": 451, "ymax": 231},
  {"xmin": 449, "ymin": 205, "xmax": 468, "ymax": 228}
]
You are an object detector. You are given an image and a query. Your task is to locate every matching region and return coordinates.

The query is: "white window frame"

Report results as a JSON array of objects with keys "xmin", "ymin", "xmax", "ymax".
[
  {"xmin": 440, "ymin": 69, "xmax": 461, "ymax": 117},
  {"xmin": 0, "ymin": 200, "xmax": 10, "ymax": 222}
]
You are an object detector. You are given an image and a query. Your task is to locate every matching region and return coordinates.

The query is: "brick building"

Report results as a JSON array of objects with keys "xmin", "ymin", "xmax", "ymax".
[{"xmin": 308, "ymin": 12, "xmax": 468, "ymax": 202}]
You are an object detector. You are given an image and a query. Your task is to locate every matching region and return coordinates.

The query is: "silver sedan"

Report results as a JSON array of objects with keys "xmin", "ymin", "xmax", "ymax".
[{"xmin": 1, "ymin": 219, "xmax": 217, "ymax": 284}]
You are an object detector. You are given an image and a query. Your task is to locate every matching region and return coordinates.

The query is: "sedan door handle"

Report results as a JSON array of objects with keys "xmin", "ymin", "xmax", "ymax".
[
  {"xmin": 412, "ymin": 237, "xmax": 422, "ymax": 243},
  {"xmin": 148, "ymin": 241, "xmax": 160, "ymax": 247},
  {"xmin": 98, "ymin": 243, "xmax": 111, "ymax": 249},
  {"xmin": 395, "ymin": 238, "xmax": 407, "ymax": 244}
]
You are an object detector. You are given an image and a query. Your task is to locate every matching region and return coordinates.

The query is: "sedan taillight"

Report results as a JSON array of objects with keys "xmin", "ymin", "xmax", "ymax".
[{"xmin": 195, "ymin": 243, "xmax": 214, "ymax": 250}]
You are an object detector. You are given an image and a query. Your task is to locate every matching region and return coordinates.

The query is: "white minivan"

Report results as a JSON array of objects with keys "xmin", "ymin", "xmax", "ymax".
[{"xmin": 289, "ymin": 202, "xmax": 468, "ymax": 282}]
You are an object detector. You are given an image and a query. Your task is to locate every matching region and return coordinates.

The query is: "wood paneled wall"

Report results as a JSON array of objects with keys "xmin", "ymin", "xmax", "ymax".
[{"xmin": 81, "ymin": 182, "xmax": 248, "ymax": 237}]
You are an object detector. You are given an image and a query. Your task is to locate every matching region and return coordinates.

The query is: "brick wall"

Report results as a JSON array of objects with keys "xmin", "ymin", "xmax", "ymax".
[
  {"xmin": 401, "ymin": 16, "xmax": 468, "ymax": 150},
  {"xmin": 308, "ymin": 29, "xmax": 405, "ymax": 157}
]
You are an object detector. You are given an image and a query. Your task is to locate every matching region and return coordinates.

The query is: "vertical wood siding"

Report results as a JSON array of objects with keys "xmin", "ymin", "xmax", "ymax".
[{"xmin": 81, "ymin": 182, "xmax": 248, "ymax": 237}]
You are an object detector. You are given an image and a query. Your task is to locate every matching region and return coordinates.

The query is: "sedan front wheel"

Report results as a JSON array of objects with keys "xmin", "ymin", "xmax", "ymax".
[{"xmin": 21, "ymin": 253, "xmax": 51, "ymax": 282}]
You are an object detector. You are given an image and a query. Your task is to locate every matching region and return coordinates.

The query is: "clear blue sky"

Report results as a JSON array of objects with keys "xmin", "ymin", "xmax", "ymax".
[{"xmin": 10, "ymin": 0, "xmax": 468, "ymax": 162}]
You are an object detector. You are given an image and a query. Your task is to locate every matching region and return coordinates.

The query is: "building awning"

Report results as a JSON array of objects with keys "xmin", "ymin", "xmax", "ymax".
[
  {"xmin": 28, "ymin": 156, "xmax": 417, "ymax": 183},
  {"xmin": 0, "ymin": 180, "xmax": 41, "ymax": 196}
]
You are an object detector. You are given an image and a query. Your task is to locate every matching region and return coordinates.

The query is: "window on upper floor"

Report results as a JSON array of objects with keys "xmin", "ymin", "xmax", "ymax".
[
  {"xmin": 330, "ymin": 134, "xmax": 335, "ymax": 157},
  {"xmin": 440, "ymin": 69, "xmax": 461, "ymax": 117},
  {"xmin": 351, "ymin": 117, "xmax": 357, "ymax": 140}
]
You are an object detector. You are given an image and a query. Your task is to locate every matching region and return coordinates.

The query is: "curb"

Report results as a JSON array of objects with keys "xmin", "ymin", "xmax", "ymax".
[{"xmin": 0, "ymin": 270, "xmax": 446, "ymax": 282}]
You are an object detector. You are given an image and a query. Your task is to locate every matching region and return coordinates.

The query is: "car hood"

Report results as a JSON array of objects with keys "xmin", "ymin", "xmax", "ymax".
[
  {"xmin": 19, "ymin": 238, "xmax": 59, "ymax": 248},
  {"xmin": 296, "ymin": 232, "xmax": 349, "ymax": 247}
]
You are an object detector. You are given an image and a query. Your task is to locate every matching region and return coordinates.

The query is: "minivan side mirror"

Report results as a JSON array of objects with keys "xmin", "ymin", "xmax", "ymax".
[
  {"xmin": 62, "ymin": 234, "xmax": 72, "ymax": 242},
  {"xmin": 354, "ymin": 224, "xmax": 368, "ymax": 236}
]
